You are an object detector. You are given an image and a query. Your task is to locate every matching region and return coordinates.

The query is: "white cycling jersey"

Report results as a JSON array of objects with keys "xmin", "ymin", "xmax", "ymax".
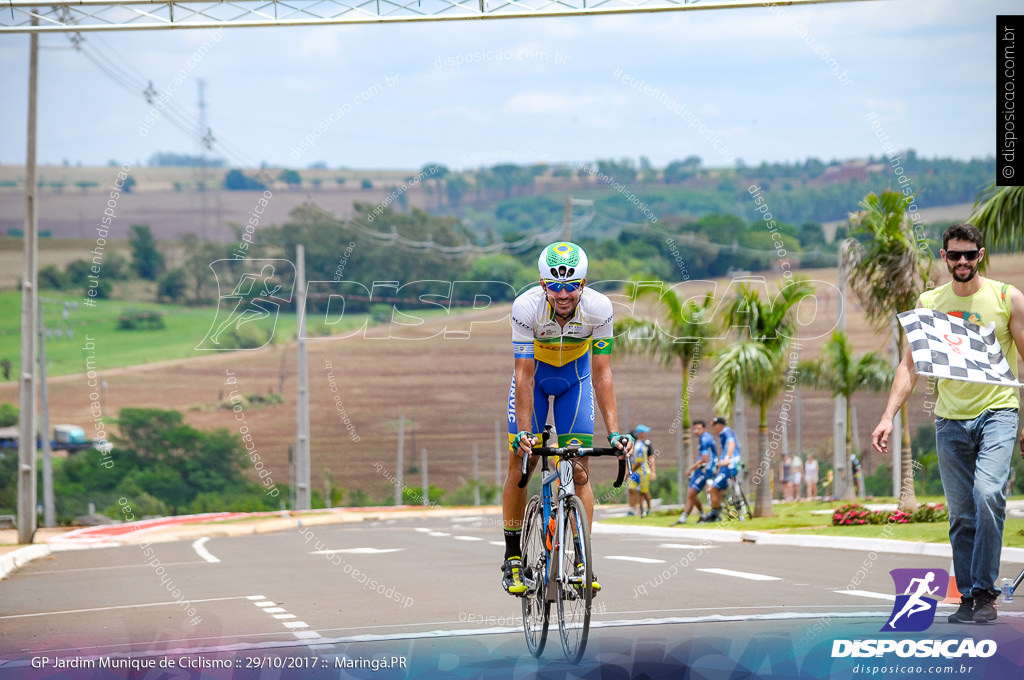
[{"xmin": 510, "ymin": 285, "xmax": 614, "ymax": 367}]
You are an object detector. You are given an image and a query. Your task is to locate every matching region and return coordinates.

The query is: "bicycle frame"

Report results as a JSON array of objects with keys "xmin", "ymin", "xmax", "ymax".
[
  {"xmin": 517, "ymin": 429, "xmax": 626, "ymax": 663},
  {"xmin": 535, "ymin": 448, "xmax": 589, "ymax": 600}
]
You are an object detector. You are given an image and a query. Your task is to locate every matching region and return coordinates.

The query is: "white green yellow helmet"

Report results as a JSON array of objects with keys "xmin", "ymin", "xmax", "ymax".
[{"xmin": 538, "ymin": 241, "xmax": 588, "ymax": 281}]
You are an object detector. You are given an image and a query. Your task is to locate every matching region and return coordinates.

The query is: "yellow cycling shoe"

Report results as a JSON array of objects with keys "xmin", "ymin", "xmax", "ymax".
[{"xmin": 501, "ymin": 557, "xmax": 528, "ymax": 596}]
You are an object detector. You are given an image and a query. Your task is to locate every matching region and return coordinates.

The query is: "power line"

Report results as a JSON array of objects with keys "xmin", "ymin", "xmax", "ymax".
[{"xmin": 64, "ymin": 29, "xmax": 835, "ymax": 264}]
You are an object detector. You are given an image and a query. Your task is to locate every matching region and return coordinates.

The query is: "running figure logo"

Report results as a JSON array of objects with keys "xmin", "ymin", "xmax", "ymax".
[
  {"xmin": 196, "ymin": 259, "xmax": 294, "ymax": 351},
  {"xmin": 882, "ymin": 568, "xmax": 949, "ymax": 632}
]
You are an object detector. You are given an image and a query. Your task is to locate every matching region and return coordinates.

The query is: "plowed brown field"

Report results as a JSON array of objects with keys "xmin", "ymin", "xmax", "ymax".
[{"xmin": 3, "ymin": 255, "xmax": 1021, "ymax": 503}]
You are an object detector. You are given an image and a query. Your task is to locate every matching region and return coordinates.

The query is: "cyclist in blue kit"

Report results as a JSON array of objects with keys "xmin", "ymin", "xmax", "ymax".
[
  {"xmin": 700, "ymin": 416, "xmax": 741, "ymax": 523},
  {"xmin": 500, "ymin": 241, "xmax": 633, "ymax": 596},
  {"xmin": 673, "ymin": 419, "xmax": 718, "ymax": 525}
]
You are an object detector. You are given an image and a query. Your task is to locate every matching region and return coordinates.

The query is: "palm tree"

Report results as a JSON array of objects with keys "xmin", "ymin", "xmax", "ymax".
[
  {"xmin": 711, "ymin": 278, "xmax": 815, "ymax": 518},
  {"xmin": 617, "ymin": 282, "xmax": 718, "ymax": 504},
  {"xmin": 842, "ymin": 190, "xmax": 934, "ymax": 510},
  {"xmin": 798, "ymin": 331, "xmax": 894, "ymax": 499},
  {"xmin": 968, "ymin": 184, "xmax": 1024, "ymax": 271}
]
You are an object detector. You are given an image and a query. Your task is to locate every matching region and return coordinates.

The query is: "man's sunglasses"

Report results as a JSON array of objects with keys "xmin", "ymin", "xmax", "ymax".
[
  {"xmin": 945, "ymin": 249, "xmax": 981, "ymax": 262},
  {"xmin": 543, "ymin": 280, "xmax": 583, "ymax": 293}
]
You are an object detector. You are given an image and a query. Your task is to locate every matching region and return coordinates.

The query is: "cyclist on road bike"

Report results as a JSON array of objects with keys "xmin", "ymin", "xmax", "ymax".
[
  {"xmin": 699, "ymin": 416, "xmax": 742, "ymax": 523},
  {"xmin": 501, "ymin": 241, "xmax": 633, "ymax": 596},
  {"xmin": 627, "ymin": 424, "xmax": 653, "ymax": 517},
  {"xmin": 673, "ymin": 419, "xmax": 717, "ymax": 525}
]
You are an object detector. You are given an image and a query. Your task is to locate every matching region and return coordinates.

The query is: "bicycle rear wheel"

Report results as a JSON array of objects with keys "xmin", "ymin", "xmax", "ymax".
[
  {"xmin": 556, "ymin": 494, "xmax": 592, "ymax": 664},
  {"xmin": 521, "ymin": 496, "xmax": 549, "ymax": 658},
  {"xmin": 726, "ymin": 482, "xmax": 751, "ymax": 521}
]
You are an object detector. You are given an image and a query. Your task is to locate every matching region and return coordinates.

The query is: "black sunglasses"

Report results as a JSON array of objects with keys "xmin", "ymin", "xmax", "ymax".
[{"xmin": 945, "ymin": 249, "xmax": 980, "ymax": 262}]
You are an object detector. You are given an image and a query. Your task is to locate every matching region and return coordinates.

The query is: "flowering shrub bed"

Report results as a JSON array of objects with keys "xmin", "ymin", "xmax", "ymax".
[
  {"xmin": 832, "ymin": 504, "xmax": 871, "ymax": 526},
  {"xmin": 831, "ymin": 502, "xmax": 947, "ymax": 526}
]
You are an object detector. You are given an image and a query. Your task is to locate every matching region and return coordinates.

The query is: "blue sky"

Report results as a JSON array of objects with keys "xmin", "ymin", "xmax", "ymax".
[{"xmin": 0, "ymin": 0, "xmax": 1013, "ymax": 170}]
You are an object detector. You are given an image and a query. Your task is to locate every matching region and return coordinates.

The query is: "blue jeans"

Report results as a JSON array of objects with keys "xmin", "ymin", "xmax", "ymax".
[{"xmin": 935, "ymin": 408, "xmax": 1018, "ymax": 598}]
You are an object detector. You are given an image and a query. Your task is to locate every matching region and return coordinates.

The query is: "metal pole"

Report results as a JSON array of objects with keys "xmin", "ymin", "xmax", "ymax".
[
  {"xmin": 421, "ymin": 448, "xmax": 428, "ymax": 506},
  {"xmin": 38, "ymin": 300, "xmax": 54, "ymax": 528},
  {"xmin": 473, "ymin": 443, "xmax": 480, "ymax": 506},
  {"xmin": 891, "ymin": 317, "xmax": 902, "ymax": 498},
  {"xmin": 295, "ymin": 244, "xmax": 311, "ymax": 509},
  {"xmin": 795, "ymin": 383, "xmax": 803, "ymax": 457},
  {"xmin": 18, "ymin": 19, "xmax": 39, "ymax": 544},
  {"xmin": 396, "ymin": 413, "xmax": 404, "ymax": 505},
  {"xmin": 850, "ymin": 403, "xmax": 861, "ymax": 458},
  {"xmin": 197, "ymin": 79, "xmax": 209, "ymax": 239},
  {"xmin": 563, "ymin": 195, "xmax": 572, "ymax": 241},
  {"xmin": 288, "ymin": 444, "xmax": 295, "ymax": 510}
]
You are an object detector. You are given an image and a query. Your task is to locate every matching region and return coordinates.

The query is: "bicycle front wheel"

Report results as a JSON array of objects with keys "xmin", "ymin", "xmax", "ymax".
[
  {"xmin": 556, "ymin": 494, "xmax": 592, "ymax": 664},
  {"xmin": 521, "ymin": 495, "xmax": 549, "ymax": 658}
]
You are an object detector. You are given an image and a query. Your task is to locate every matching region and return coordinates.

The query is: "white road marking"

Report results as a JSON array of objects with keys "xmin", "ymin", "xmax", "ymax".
[
  {"xmin": 428, "ymin": 532, "xmax": 450, "ymax": 537},
  {"xmin": 453, "ymin": 536, "xmax": 483, "ymax": 542},
  {"xmin": 658, "ymin": 543, "xmax": 716, "ymax": 550},
  {"xmin": 835, "ymin": 590, "xmax": 896, "ymax": 601},
  {"xmin": 191, "ymin": 537, "xmax": 220, "ymax": 564},
  {"xmin": 246, "ymin": 595, "xmax": 266, "ymax": 600},
  {"xmin": 414, "ymin": 528, "xmax": 432, "ymax": 533},
  {"xmin": 606, "ymin": 556, "xmax": 666, "ymax": 564},
  {"xmin": 302, "ymin": 611, "xmax": 908, "ymax": 644},
  {"xmin": 697, "ymin": 568, "xmax": 781, "ymax": 581},
  {"xmin": 248, "ymin": 599, "xmax": 325, "ymax": 641},
  {"xmin": 311, "ymin": 548, "xmax": 403, "ymax": 555},
  {"xmin": 0, "ymin": 595, "xmax": 258, "ymax": 620},
  {"xmin": 489, "ymin": 541, "xmax": 504, "ymax": 546}
]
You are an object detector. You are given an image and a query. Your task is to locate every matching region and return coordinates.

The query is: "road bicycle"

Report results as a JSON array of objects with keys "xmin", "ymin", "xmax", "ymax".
[
  {"xmin": 721, "ymin": 463, "xmax": 751, "ymax": 522},
  {"xmin": 516, "ymin": 427, "xmax": 626, "ymax": 664}
]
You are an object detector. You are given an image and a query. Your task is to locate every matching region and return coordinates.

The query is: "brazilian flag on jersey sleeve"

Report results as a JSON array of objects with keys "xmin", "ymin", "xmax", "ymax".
[{"xmin": 592, "ymin": 338, "xmax": 613, "ymax": 355}]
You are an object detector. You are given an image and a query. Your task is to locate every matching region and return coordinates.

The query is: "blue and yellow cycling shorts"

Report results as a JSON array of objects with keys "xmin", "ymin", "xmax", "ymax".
[{"xmin": 507, "ymin": 353, "xmax": 595, "ymax": 450}]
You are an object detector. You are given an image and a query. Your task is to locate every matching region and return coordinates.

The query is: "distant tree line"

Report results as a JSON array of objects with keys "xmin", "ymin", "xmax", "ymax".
[
  {"xmin": 0, "ymin": 407, "xmax": 279, "ymax": 523},
  {"xmin": 149, "ymin": 152, "xmax": 226, "ymax": 167}
]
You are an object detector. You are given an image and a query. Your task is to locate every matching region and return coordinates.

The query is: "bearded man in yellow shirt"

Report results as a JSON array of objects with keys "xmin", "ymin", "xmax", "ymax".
[{"xmin": 872, "ymin": 223, "xmax": 1024, "ymax": 625}]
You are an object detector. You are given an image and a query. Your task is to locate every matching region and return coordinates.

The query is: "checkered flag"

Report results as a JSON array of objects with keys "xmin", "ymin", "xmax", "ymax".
[{"xmin": 897, "ymin": 308, "xmax": 1023, "ymax": 388}]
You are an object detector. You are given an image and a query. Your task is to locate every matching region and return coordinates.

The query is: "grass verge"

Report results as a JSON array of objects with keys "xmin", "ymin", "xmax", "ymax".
[{"xmin": 603, "ymin": 496, "xmax": 1024, "ymax": 548}]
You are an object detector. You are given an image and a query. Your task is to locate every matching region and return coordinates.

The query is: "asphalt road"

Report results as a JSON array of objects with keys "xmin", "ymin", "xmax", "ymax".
[{"xmin": 2, "ymin": 511, "xmax": 1023, "ymax": 679}]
